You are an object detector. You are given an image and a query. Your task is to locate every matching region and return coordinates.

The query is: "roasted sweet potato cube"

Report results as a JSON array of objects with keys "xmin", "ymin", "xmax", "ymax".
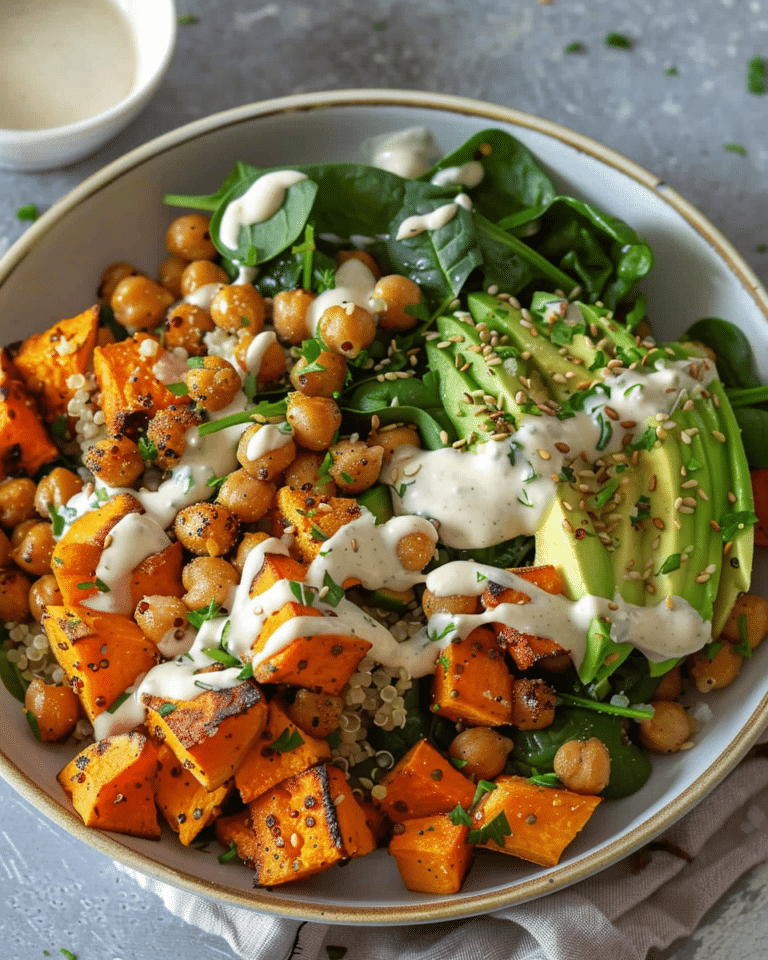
[
  {"xmin": 143, "ymin": 681, "xmax": 267, "ymax": 790},
  {"xmin": 130, "ymin": 540, "xmax": 185, "ymax": 605},
  {"xmin": 235, "ymin": 698, "xmax": 331, "ymax": 803},
  {"xmin": 252, "ymin": 600, "xmax": 371, "ymax": 694},
  {"xmin": 57, "ymin": 731, "xmax": 160, "ymax": 839},
  {"xmin": 43, "ymin": 606, "xmax": 161, "ymax": 721},
  {"xmin": 388, "ymin": 813, "xmax": 474, "ymax": 894},
  {"xmin": 249, "ymin": 552, "xmax": 308, "ymax": 596},
  {"xmin": 374, "ymin": 739, "xmax": 475, "ymax": 823},
  {"xmin": 93, "ymin": 334, "xmax": 190, "ymax": 436},
  {"xmin": 214, "ymin": 808, "xmax": 258, "ymax": 864},
  {"xmin": 473, "ymin": 774, "xmax": 601, "ymax": 867},
  {"xmin": 12, "ymin": 305, "xmax": 99, "ymax": 423},
  {"xmin": 247, "ymin": 762, "xmax": 375, "ymax": 886},
  {"xmin": 0, "ymin": 379, "xmax": 58, "ymax": 478},
  {"xmin": 431, "ymin": 625, "xmax": 513, "ymax": 726},
  {"xmin": 275, "ymin": 486, "xmax": 362, "ymax": 563},
  {"xmin": 155, "ymin": 743, "xmax": 233, "ymax": 846}
]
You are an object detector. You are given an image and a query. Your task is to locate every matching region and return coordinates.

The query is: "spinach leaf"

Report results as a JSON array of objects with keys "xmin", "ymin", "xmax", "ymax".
[
  {"xmin": 683, "ymin": 317, "xmax": 762, "ymax": 390},
  {"xmin": 734, "ymin": 407, "xmax": 768, "ymax": 469},
  {"xmin": 254, "ymin": 245, "xmax": 337, "ymax": 298},
  {"xmin": 163, "ymin": 160, "xmax": 261, "ymax": 211},
  {"xmin": 346, "ymin": 375, "xmax": 455, "ymax": 449}
]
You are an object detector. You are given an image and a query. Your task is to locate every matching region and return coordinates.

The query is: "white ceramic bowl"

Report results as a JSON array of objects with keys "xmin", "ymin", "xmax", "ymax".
[
  {"xmin": 0, "ymin": 0, "xmax": 176, "ymax": 172},
  {"xmin": 1, "ymin": 90, "xmax": 767, "ymax": 925}
]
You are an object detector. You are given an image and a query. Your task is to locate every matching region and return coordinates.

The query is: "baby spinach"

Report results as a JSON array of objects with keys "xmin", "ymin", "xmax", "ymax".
[
  {"xmin": 346, "ymin": 373, "xmax": 455, "ymax": 449},
  {"xmin": 164, "ymin": 160, "xmax": 260, "ymax": 212}
]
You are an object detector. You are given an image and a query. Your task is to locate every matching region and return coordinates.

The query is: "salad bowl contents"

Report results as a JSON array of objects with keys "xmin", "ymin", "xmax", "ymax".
[{"xmin": 1, "ymin": 93, "xmax": 768, "ymax": 922}]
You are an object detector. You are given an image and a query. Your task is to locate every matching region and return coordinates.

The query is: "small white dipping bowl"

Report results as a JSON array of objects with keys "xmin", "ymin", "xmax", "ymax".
[{"xmin": 0, "ymin": 0, "xmax": 176, "ymax": 172}]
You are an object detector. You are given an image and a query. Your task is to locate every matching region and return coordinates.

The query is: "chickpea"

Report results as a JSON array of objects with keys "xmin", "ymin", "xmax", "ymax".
[
  {"xmin": 165, "ymin": 214, "xmax": 217, "ymax": 261},
  {"xmin": 209, "ymin": 284, "xmax": 266, "ymax": 335},
  {"xmin": 233, "ymin": 531, "xmax": 271, "ymax": 574},
  {"xmin": 336, "ymin": 249, "xmax": 381, "ymax": 278},
  {"xmin": 328, "ymin": 439, "xmax": 384, "ymax": 493},
  {"xmin": 135, "ymin": 595, "xmax": 189, "ymax": 644},
  {"xmin": 284, "ymin": 451, "xmax": 337, "ymax": 497},
  {"xmin": 448, "ymin": 727, "xmax": 513, "ymax": 781},
  {"xmin": 721, "ymin": 593, "xmax": 768, "ymax": 651},
  {"xmin": 369, "ymin": 424, "xmax": 420, "ymax": 465},
  {"xmin": 272, "ymin": 288, "xmax": 315, "ymax": 344},
  {"xmin": 10, "ymin": 519, "xmax": 38, "ymax": 550},
  {"xmin": 289, "ymin": 349, "xmax": 347, "ymax": 397},
  {"xmin": 98, "ymin": 261, "xmax": 143, "ymax": 303},
  {"xmin": 286, "ymin": 690, "xmax": 345, "ymax": 738},
  {"xmin": 28, "ymin": 574, "xmax": 63, "ymax": 621},
  {"xmin": 553, "ymin": 738, "xmax": 611, "ymax": 795},
  {"xmin": 234, "ymin": 336, "xmax": 286, "ymax": 388},
  {"xmin": 422, "ymin": 589, "xmax": 480, "ymax": 621},
  {"xmin": 286, "ymin": 393, "xmax": 342, "ymax": 451},
  {"xmin": 83, "ymin": 436, "xmax": 145, "ymax": 487},
  {"xmin": 24, "ymin": 677, "xmax": 80, "ymax": 742},
  {"xmin": 653, "ymin": 665, "xmax": 683, "ymax": 701},
  {"xmin": 510, "ymin": 678, "xmax": 556, "ymax": 730},
  {"xmin": 0, "ymin": 477, "xmax": 37, "ymax": 529},
  {"xmin": 179, "ymin": 260, "xmax": 230, "ymax": 298},
  {"xmin": 639, "ymin": 700, "xmax": 693, "ymax": 753},
  {"xmin": 174, "ymin": 502, "xmax": 239, "ymax": 557},
  {"xmin": 34, "ymin": 467, "xmax": 83, "ymax": 520},
  {"xmin": 688, "ymin": 643, "xmax": 743, "ymax": 693},
  {"xmin": 157, "ymin": 255, "xmax": 187, "ymax": 299},
  {"xmin": 237, "ymin": 423, "xmax": 297, "ymax": 481},
  {"xmin": 163, "ymin": 303, "xmax": 215, "ymax": 356},
  {"xmin": 181, "ymin": 557, "xmax": 240, "ymax": 610},
  {"xmin": 538, "ymin": 651, "xmax": 574, "ymax": 674},
  {"xmin": 373, "ymin": 274, "xmax": 422, "ymax": 331},
  {"xmin": 146, "ymin": 407, "xmax": 202, "ymax": 470},
  {"xmin": 110, "ymin": 275, "xmax": 174, "ymax": 331},
  {"xmin": 0, "ymin": 528, "xmax": 12, "ymax": 567},
  {"xmin": 317, "ymin": 304, "xmax": 377, "ymax": 358},
  {"xmin": 0, "ymin": 568, "xmax": 31, "ymax": 621},
  {"xmin": 396, "ymin": 530, "xmax": 437, "ymax": 572},
  {"xmin": 186, "ymin": 356, "xmax": 241, "ymax": 411},
  {"xmin": 11, "ymin": 521, "xmax": 55, "ymax": 576},
  {"xmin": 216, "ymin": 470, "xmax": 276, "ymax": 523}
]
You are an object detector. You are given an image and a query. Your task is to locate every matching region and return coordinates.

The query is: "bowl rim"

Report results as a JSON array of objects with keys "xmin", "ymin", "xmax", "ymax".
[
  {"xmin": 2, "ymin": 87, "xmax": 768, "ymax": 925},
  {"xmin": 0, "ymin": 0, "xmax": 177, "ymax": 142}
]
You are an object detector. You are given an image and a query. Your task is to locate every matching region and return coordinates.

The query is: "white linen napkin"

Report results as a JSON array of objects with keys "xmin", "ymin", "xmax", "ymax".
[{"xmin": 118, "ymin": 728, "xmax": 768, "ymax": 960}]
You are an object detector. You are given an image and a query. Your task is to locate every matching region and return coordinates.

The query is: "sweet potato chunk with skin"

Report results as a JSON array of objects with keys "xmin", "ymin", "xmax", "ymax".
[
  {"xmin": 57, "ymin": 731, "xmax": 160, "ymax": 839},
  {"xmin": 214, "ymin": 808, "xmax": 257, "ymax": 863},
  {"xmin": 155, "ymin": 743, "xmax": 233, "ymax": 846},
  {"xmin": 144, "ymin": 680, "xmax": 267, "ymax": 790},
  {"xmin": 43, "ymin": 605, "xmax": 161, "ymax": 722},
  {"xmin": 130, "ymin": 540, "xmax": 185, "ymax": 605},
  {"xmin": 389, "ymin": 814, "xmax": 474, "ymax": 894},
  {"xmin": 12, "ymin": 305, "xmax": 99, "ymax": 423},
  {"xmin": 275, "ymin": 486, "xmax": 362, "ymax": 563},
  {"xmin": 374, "ymin": 739, "xmax": 475, "ymax": 824},
  {"xmin": 249, "ymin": 551, "xmax": 308, "ymax": 596},
  {"xmin": 0, "ymin": 379, "xmax": 58, "ymax": 479},
  {"xmin": 235, "ymin": 698, "xmax": 331, "ymax": 803},
  {"xmin": 431, "ymin": 625, "xmax": 513, "ymax": 726},
  {"xmin": 247, "ymin": 762, "xmax": 376, "ymax": 886},
  {"xmin": 473, "ymin": 774, "xmax": 601, "ymax": 867}
]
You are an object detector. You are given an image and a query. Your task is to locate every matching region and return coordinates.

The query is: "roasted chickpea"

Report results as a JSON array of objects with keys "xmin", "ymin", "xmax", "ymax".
[
  {"xmin": 28, "ymin": 574, "xmax": 63, "ymax": 621},
  {"xmin": 237, "ymin": 423, "xmax": 297, "ymax": 480},
  {"xmin": 97, "ymin": 261, "xmax": 143, "ymax": 303},
  {"xmin": 10, "ymin": 519, "xmax": 38, "ymax": 550},
  {"xmin": 163, "ymin": 303, "xmax": 216, "ymax": 356},
  {"xmin": 165, "ymin": 214, "xmax": 217, "ymax": 261},
  {"xmin": 0, "ymin": 568, "xmax": 31, "ymax": 621},
  {"xmin": 209, "ymin": 284, "xmax": 266, "ymax": 335},
  {"xmin": 553, "ymin": 738, "xmax": 611, "ymax": 795},
  {"xmin": 653, "ymin": 665, "xmax": 683, "ymax": 701},
  {"xmin": 283, "ymin": 451, "xmax": 337, "ymax": 497},
  {"xmin": 688, "ymin": 643, "xmax": 743, "ymax": 693},
  {"xmin": 146, "ymin": 407, "xmax": 202, "ymax": 470},
  {"xmin": 328, "ymin": 439, "xmax": 384, "ymax": 493},
  {"xmin": 510, "ymin": 678, "xmax": 556, "ymax": 730},
  {"xmin": 335, "ymin": 249, "xmax": 381, "ymax": 278},
  {"xmin": 234, "ymin": 335, "xmax": 286, "ymax": 387},
  {"xmin": 0, "ymin": 528, "xmax": 12, "ymax": 568},
  {"xmin": 721, "ymin": 593, "xmax": 768, "ymax": 651},
  {"xmin": 233, "ymin": 531, "xmax": 271, "ymax": 574},
  {"xmin": 287, "ymin": 690, "xmax": 345, "ymax": 738},
  {"xmin": 174, "ymin": 502, "xmax": 240, "ymax": 557},
  {"xmin": 135, "ymin": 595, "xmax": 190, "ymax": 644},
  {"xmin": 369, "ymin": 424, "xmax": 420, "ymax": 465},
  {"xmin": 396, "ymin": 530, "xmax": 437, "ymax": 572},
  {"xmin": 286, "ymin": 394, "xmax": 342, "ymax": 451},
  {"xmin": 24, "ymin": 677, "xmax": 80, "ymax": 742},
  {"xmin": 110, "ymin": 275, "xmax": 174, "ymax": 331},
  {"xmin": 157, "ymin": 255, "xmax": 187, "ymax": 299},
  {"xmin": 317, "ymin": 304, "xmax": 377, "ymax": 358},
  {"xmin": 0, "ymin": 478, "xmax": 38, "ymax": 529},
  {"xmin": 34, "ymin": 467, "xmax": 83, "ymax": 520},
  {"xmin": 216, "ymin": 470, "xmax": 276, "ymax": 523},
  {"xmin": 448, "ymin": 727, "xmax": 513, "ymax": 781},
  {"xmin": 272, "ymin": 288, "xmax": 315, "ymax": 344},
  {"xmin": 84, "ymin": 436, "xmax": 145, "ymax": 487},
  {"xmin": 11, "ymin": 521, "xmax": 55, "ymax": 576},
  {"xmin": 185, "ymin": 356, "xmax": 241, "ymax": 411},
  {"xmin": 373, "ymin": 274, "xmax": 422, "ymax": 331},
  {"xmin": 639, "ymin": 701, "xmax": 693, "ymax": 753},
  {"xmin": 181, "ymin": 557, "xmax": 240, "ymax": 610},
  {"xmin": 179, "ymin": 259, "xmax": 230, "ymax": 298},
  {"xmin": 422, "ymin": 588, "xmax": 480, "ymax": 621},
  {"xmin": 289, "ymin": 349, "xmax": 348, "ymax": 397}
]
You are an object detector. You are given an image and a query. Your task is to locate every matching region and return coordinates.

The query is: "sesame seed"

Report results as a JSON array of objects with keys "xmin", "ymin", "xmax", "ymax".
[
  {"xmin": 436, "ymin": 341, "xmax": 451, "ymax": 349},
  {"xmin": 555, "ymin": 442, "xmax": 571, "ymax": 454},
  {"xmin": 679, "ymin": 505, "xmax": 695, "ymax": 514},
  {"xmin": 712, "ymin": 430, "xmax": 726, "ymax": 443},
  {"xmin": 694, "ymin": 573, "xmax": 710, "ymax": 584},
  {"xmin": 604, "ymin": 406, "xmax": 619, "ymax": 420},
  {"xmin": 728, "ymin": 491, "xmax": 737, "ymax": 504},
  {"xmin": 653, "ymin": 517, "xmax": 665, "ymax": 530},
  {"xmin": 538, "ymin": 449, "xmax": 552, "ymax": 461}
]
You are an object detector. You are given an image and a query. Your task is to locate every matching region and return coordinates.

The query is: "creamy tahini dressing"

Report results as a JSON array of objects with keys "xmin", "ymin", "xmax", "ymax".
[
  {"xmin": 242, "ymin": 330, "xmax": 278, "ymax": 380},
  {"xmin": 219, "ymin": 171, "xmax": 308, "ymax": 251},
  {"xmin": 367, "ymin": 127, "xmax": 441, "ymax": 178},
  {"xmin": 245, "ymin": 422, "xmax": 294, "ymax": 461},
  {"xmin": 431, "ymin": 161, "xmax": 485, "ymax": 190},
  {"xmin": 395, "ymin": 194, "xmax": 473, "ymax": 241},
  {"xmin": 305, "ymin": 259, "xmax": 381, "ymax": 335}
]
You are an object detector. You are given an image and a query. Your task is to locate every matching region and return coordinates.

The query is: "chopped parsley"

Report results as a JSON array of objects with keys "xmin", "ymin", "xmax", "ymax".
[
  {"xmin": 658, "ymin": 553, "xmax": 682, "ymax": 575},
  {"xmin": 748, "ymin": 55, "xmax": 767, "ymax": 95},
  {"xmin": 564, "ymin": 41, "xmax": 586, "ymax": 54},
  {"xmin": 719, "ymin": 510, "xmax": 758, "ymax": 543},
  {"xmin": 166, "ymin": 381, "xmax": 190, "ymax": 396},
  {"xmin": 322, "ymin": 572, "xmax": 345, "ymax": 607},
  {"xmin": 269, "ymin": 727, "xmax": 305, "ymax": 753},
  {"xmin": 16, "ymin": 204, "xmax": 39, "ymax": 221},
  {"xmin": 107, "ymin": 691, "xmax": 131, "ymax": 714},
  {"xmin": 218, "ymin": 841, "xmax": 239, "ymax": 863},
  {"xmin": 735, "ymin": 612, "xmax": 753, "ymax": 658},
  {"xmin": 76, "ymin": 578, "xmax": 110, "ymax": 593},
  {"xmin": 448, "ymin": 802, "xmax": 472, "ymax": 826},
  {"xmin": 138, "ymin": 434, "xmax": 158, "ymax": 463},
  {"xmin": 426, "ymin": 622, "xmax": 455, "ymax": 643},
  {"xmin": 158, "ymin": 703, "xmax": 177, "ymax": 717},
  {"xmin": 724, "ymin": 143, "xmax": 747, "ymax": 156},
  {"xmin": 187, "ymin": 599, "xmax": 221, "ymax": 628},
  {"xmin": 204, "ymin": 646, "xmax": 241, "ymax": 668},
  {"xmin": 470, "ymin": 779, "xmax": 497, "ymax": 809},
  {"xmin": 605, "ymin": 32, "xmax": 632, "ymax": 49},
  {"xmin": 289, "ymin": 580, "xmax": 313, "ymax": 605},
  {"xmin": 665, "ymin": 65, "xmax": 679, "ymax": 76},
  {"xmin": 468, "ymin": 810, "xmax": 511, "ymax": 846}
]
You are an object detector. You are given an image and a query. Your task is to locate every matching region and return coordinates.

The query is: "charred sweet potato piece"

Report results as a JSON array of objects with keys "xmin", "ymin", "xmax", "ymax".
[
  {"xmin": 388, "ymin": 813, "xmax": 474, "ymax": 894},
  {"xmin": 143, "ymin": 680, "xmax": 267, "ymax": 790},
  {"xmin": 373, "ymin": 739, "xmax": 475, "ymax": 824},
  {"xmin": 473, "ymin": 774, "xmax": 601, "ymax": 867},
  {"xmin": 235, "ymin": 698, "xmax": 331, "ymax": 803},
  {"xmin": 431, "ymin": 625, "xmax": 513, "ymax": 727},
  {"xmin": 57, "ymin": 731, "xmax": 160, "ymax": 839},
  {"xmin": 214, "ymin": 808, "xmax": 258, "ymax": 863},
  {"xmin": 275, "ymin": 486, "xmax": 362, "ymax": 564},
  {"xmin": 0, "ymin": 379, "xmax": 59, "ymax": 479},
  {"xmin": 43, "ymin": 605, "xmax": 161, "ymax": 721},
  {"xmin": 248, "ymin": 551, "xmax": 308, "ymax": 596},
  {"xmin": 155, "ymin": 743, "xmax": 233, "ymax": 846},
  {"xmin": 130, "ymin": 540, "xmax": 185, "ymax": 605}
]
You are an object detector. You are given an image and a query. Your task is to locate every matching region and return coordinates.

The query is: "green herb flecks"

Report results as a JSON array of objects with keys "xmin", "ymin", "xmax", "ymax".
[
  {"xmin": 269, "ymin": 727, "xmax": 305, "ymax": 753},
  {"xmin": 16, "ymin": 204, "xmax": 39, "ymax": 221},
  {"xmin": 748, "ymin": 55, "xmax": 767, "ymax": 94}
]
